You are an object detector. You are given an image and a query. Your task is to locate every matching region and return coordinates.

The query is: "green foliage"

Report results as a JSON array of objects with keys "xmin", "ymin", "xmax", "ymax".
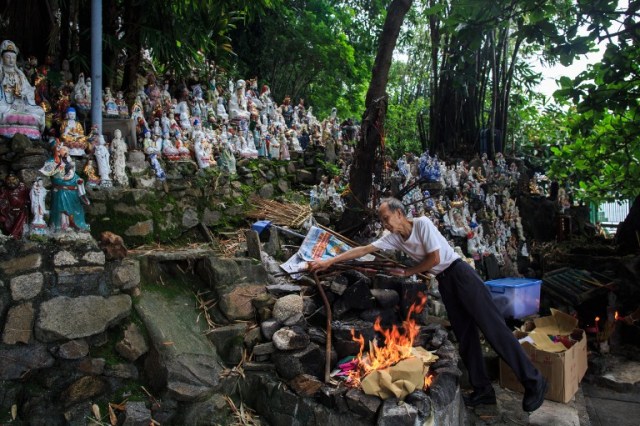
[
  {"xmin": 384, "ymin": 94, "xmax": 427, "ymax": 158},
  {"xmin": 546, "ymin": 2, "xmax": 640, "ymax": 202},
  {"xmin": 230, "ymin": 0, "xmax": 387, "ymax": 118},
  {"xmin": 317, "ymin": 159, "xmax": 341, "ymax": 177}
]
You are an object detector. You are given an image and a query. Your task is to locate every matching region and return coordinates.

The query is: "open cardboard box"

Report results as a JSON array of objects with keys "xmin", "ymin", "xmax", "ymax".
[{"xmin": 499, "ymin": 308, "xmax": 588, "ymax": 403}]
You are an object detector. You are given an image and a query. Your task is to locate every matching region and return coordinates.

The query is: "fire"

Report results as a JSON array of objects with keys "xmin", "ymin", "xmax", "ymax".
[
  {"xmin": 347, "ymin": 293, "xmax": 427, "ymax": 386},
  {"xmin": 424, "ymin": 374, "xmax": 434, "ymax": 389},
  {"xmin": 615, "ymin": 311, "xmax": 620, "ymax": 321}
]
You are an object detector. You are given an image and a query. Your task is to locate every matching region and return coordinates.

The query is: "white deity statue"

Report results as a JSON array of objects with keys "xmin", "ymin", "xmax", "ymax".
[
  {"xmin": 268, "ymin": 133, "xmax": 280, "ymax": 159},
  {"xmin": 143, "ymin": 131, "xmax": 166, "ymax": 180},
  {"xmin": 30, "ymin": 177, "xmax": 48, "ymax": 231},
  {"xmin": 111, "ymin": 129, "xmax": 129, "ymax": 187},
  {"xmin": 73, "ymin": 72, "xmax": 91, "ymax": 113},
  {"xmin": 288, "ymin": 129, "xmax": 303, "ymax": 152},
  {"xmin": 161, "ymin": 133, "xmax": 180, "ymax": 161},
  {"xmin": 216, "ymin": 97, "xmax": 229, "ymax": 121},
  {"xmin": 94, "ymin": 135, "xmax": 112, "ymax": 187},
  {"xmin": 194, "ymin": 134, "xmax": 215, "ymax": 169},
  {"xmin": 0, "ymin": 40, "xmax": 46, "ymax": 139},
  {"xmin": 279, "ymin": 133, "xmax": 290, "ymax": 160},
  {"xmin": 228, "ymin": 79, "xmax": 250, "ymax": 121},
  {"xmin": 104, "ymin": 87, "xmax": 119, "ymax": 117}
]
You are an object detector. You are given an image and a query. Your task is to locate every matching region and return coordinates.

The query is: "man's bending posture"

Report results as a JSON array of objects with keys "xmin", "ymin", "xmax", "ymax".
[{"xmin": 309, "ymin": 197, "xmax": 547, "ymax": 412}]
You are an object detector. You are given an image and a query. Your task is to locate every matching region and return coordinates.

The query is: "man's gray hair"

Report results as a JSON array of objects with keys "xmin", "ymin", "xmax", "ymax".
[{"xmin": 379, "ymin": 197, "xmax": 406, "ymax": 216}]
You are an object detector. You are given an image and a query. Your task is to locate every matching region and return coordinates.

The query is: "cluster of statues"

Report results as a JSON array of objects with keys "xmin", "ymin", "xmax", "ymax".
[
  {"xmin": 0, "ymin": 145, "xmax": 90, "ymax": 239},
  {"xmin": 0, "ymin": 38, "xmax": 354, "ymax": 186},
  {"xmin": 381, "ymin": 151, "xmax": 538, "ymax": 276}
]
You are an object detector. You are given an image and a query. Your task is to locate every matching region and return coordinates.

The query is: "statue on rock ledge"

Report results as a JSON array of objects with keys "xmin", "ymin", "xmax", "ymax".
[
  {"xmin": 39, "ymin": 143, "xmax": 90, "ymax": 232},
  {"xmin": 111, "ymin": 129, "xmax": 129, "ymax": 187},
  {"xmin": 60, "ymin": 107, "xmax": 89, "ymax": 156},
  {"xmin": 30, "ymin": 176, "xmax": 48, "ymax": 234},
  {"xmin": 0, "ymin": 174, "xmax": 30, "ymax": 239},
  {"xmin": 0, "ymin": 40, "xmax": 46, "ymax": 140}
]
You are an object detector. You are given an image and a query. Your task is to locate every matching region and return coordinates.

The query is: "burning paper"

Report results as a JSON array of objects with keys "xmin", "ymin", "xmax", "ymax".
[
  {"xmin": 361, "ymin": 357, "xmax": 427, "ymax": 399},
  {"xmin": 348, "ymin": 293, "xmax": 438, "ymax": 399}
]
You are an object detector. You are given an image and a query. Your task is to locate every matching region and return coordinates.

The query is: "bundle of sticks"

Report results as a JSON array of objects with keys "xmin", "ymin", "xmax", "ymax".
[{"xmin": 247, "ymin": 197, "xmax": 312, "ymax": 228}]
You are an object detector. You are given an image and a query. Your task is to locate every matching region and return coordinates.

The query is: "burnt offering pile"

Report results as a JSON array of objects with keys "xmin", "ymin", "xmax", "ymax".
[{"xmin": 236, "ymin": 269, "xmax": 465, "ymax": 425}]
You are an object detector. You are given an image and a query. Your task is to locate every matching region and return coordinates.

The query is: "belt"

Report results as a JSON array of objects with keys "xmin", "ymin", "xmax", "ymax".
[
  {"xmin": 54, "ymin": 185, "xmax": 77, "ymax": 190},
  {"xmin": 435, "ymin": 258, "xmax": 463, "ymax": 280}
]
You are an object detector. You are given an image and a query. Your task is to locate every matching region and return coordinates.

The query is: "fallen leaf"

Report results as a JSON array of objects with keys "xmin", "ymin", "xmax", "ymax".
[
  {"xmin": 92, "ymin": 403, "xmax": 101, "ymax": 420},
  {"xmin": 108, "ymin": 404, "xmax": 117, "ymax": 425}
]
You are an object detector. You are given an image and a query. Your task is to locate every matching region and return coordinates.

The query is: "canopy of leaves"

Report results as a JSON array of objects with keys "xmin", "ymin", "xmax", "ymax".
[
  {"xmin": 230, "ymin": 0, "xmax": 389, "ymax": 118},
  {"xmin": 548, "ymin": 1, "xmax": 640, "ymax": 202}
]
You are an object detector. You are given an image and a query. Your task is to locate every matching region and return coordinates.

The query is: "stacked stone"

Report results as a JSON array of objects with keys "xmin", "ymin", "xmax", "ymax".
[
  {"xmin": 194, "ymin": 250, "xmax": 465, "ymax": 425},
  {"xmin": 0, "ymin": 236, "xmax": 145, "ymax": 424}
]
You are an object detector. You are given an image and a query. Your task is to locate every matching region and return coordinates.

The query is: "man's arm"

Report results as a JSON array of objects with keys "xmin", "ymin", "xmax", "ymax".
[
  {"xmin": 399, "ymin": 249, "xmax": 440, "ymax": 277},
  {"xmin": 307, "ymin": 244, "xmax": 380, "ymax": 272}
]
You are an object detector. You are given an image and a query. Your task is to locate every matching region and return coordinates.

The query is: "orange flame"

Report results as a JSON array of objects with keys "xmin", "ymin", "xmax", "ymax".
[
  {"xmin": 347, "ymin": 292, "xmax": 428, "ymax": 387},
  {"xmin": 424, "ymin": 374, "xmax": 434, "ymax": 389},
  {"xmin": 614, "ymin": 311, "xmax": 619, "ymax": 321}
]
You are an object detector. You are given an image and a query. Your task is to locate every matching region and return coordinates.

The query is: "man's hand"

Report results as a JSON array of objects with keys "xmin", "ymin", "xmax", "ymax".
[
  {"xmin": 385, "ymin": 267, "xmax": 407, "ymax": 277},
  {"xmin": 307, "ymin": 259, "xmax": 330, "ymax": 273}
]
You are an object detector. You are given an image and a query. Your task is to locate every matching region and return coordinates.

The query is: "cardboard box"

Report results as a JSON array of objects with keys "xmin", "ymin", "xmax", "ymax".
[{"xmin": 499, "ymin": 309, "xmax": 588, "ymax": 403}]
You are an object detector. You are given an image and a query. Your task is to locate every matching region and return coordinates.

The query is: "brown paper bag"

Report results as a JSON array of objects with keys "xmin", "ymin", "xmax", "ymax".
[{"xmin": 361, "ymin": 357, "xmax": 427, "ymax": 400}]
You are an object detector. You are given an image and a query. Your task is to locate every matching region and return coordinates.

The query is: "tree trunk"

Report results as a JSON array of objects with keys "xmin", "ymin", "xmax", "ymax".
[
  {"xmin": 102, "ymin": 0, "xmax": 120, "ymax": 89},
  {"xmin": 121, "ymin": 1, "xmax": 143, "ymax": 92},
  {"xmin": 338, "ymin": 0, "xmax": 413, "ymax": 235}
]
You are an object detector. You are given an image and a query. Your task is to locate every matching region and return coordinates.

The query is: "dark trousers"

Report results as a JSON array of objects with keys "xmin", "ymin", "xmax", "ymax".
[{"xmin": 437, "ymin": 261, "xmax": 542, "ymax": 391}]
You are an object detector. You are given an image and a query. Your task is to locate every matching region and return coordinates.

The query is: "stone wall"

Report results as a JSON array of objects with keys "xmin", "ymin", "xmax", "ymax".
[{"xmin": 0, "ymin": 235, "xmax": 141, "ymax": 424}]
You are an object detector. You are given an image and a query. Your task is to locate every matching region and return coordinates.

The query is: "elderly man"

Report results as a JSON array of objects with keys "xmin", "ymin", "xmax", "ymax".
[{"xmin": 309, "ymin": 197, "xmax": 547, "ymax": 412}]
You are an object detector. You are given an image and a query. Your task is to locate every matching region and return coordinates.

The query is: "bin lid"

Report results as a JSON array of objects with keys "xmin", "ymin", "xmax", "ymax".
[{"xmin": 485, "ymin": 277, "xmax": 541, "ymax": 288}]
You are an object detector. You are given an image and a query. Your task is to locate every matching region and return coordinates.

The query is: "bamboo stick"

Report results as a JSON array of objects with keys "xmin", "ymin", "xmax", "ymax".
[
  {"xmin": 315, "ymin": 224, "xmax": 432, "ymax": 280},
  {"xmin": 313, "ymin": 272, "xmax": 332, "ymax": 383}
]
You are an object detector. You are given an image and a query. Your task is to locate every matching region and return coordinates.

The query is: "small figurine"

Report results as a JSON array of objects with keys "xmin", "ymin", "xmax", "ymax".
[
  {"xmin": 104, "ymin": 87, "xmax": 119, "ymax": 117},
  {"xmin": 111, "ymin": 129, "xmax": 129, "ymax": 187},
  {"xmin": 83, "ymin": 159, "xmax": 101, "ymax": 187},
  {"xmin": 115, "ymin": 91, "xmax": 129, "ymax": 118},
  {"xmin": 0, "ymin": 174, "xmax": 30, "ymax": 239},
  {"xmin": 194, "ymin": 134, "xmax": 214, "ymax": 169},
  {"xmin": 60, "ymin": 58, "xmax": 73, "ymax": 83},
  {"xmin": 39, "ymin": 144, "xmax": 90, "ymax": 232},
  {"xmin": 94, "ymin": 135, "xmax": 112, "ymax": 187},
  {"xmin": 279, "ymin": 133, "xmax": 290, "ymax": 160},
  {"xmin": 29, "ymin": 177, "xmax": 48, "ymax": 234},
  {"xmin": 60, "ymin": 107, "xmax": 89, "ymax": 156},
  {"xmin": 228, "ymin": 79, "xmax": 250, "ymax": 121},
  {"xmin": 73, "ymin": 72, "xmax": 91, "ymax": 114},
  {"xmin": 143, "ymin": 131, "xmax": 166, "ymax": 180}
]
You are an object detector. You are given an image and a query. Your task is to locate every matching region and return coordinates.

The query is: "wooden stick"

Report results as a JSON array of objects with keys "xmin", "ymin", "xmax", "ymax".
[
  {"xmin": 313, "ymin": 271, "xmax": 332, "ymax": 383},
  {"xmin": 315, "ymin": 224, "xmax": 431, "ymax": 281}
]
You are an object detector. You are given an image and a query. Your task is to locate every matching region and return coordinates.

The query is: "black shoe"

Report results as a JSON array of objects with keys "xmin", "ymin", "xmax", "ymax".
[
  {"xmin": 463, "ymin": 386, "xmax": 496, "ymax": 407},
  {"xmin": 523, "ymin": 378, "xmax": 548, "ymax": 412}
]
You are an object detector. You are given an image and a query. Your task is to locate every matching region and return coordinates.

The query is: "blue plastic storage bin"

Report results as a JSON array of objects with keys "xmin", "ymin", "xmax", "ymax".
[{"xmin": 484, "ymin": 278, "xmax": 542, "ymax": 319}]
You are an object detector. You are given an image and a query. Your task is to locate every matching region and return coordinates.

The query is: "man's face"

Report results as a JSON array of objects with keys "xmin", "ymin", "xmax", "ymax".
[{"xmin": 378, "ymin": 203, "xmax": 404, "ymax": 233}]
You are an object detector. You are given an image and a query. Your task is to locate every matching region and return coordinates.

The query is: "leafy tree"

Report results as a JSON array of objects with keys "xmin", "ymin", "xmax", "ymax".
[
  {"xmin": 549, "ymin": 0, "xmax": 640, "ymax": 202},
  {"xmin": 230, "ymin": 0, "xmax": 387, "ymax": 118}
]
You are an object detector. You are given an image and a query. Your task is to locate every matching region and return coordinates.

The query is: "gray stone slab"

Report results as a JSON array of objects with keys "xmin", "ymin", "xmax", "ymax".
[
  {"xmin": 136, "ymin": 289, "xmax": 223, "ymax": 401},
  {"xmin": 10, "ymin": 272, "xmax": 44, "ymax": 301},
  {"xmin": 2, "ymin": 302, "xmax": 34, "ymax": 344},
  {"xmin": 35, "ymin": 294, "xmax": 131, "ymax": 342}
]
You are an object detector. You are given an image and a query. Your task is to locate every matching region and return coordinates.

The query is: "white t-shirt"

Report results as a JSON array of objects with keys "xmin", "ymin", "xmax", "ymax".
[{"xmin": 372, "ymin": 216, "xmax": 460, "ymax": 275}]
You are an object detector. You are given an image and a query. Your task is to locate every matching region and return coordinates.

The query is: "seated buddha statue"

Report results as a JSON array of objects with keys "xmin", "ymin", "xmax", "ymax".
[
  {"xmin": 60, "ymin": 107, "xmax": 88, "ymax": 156},
  {"xmin": 0, "ymin": 40, "xmax": 46, "ymax": 139}
]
